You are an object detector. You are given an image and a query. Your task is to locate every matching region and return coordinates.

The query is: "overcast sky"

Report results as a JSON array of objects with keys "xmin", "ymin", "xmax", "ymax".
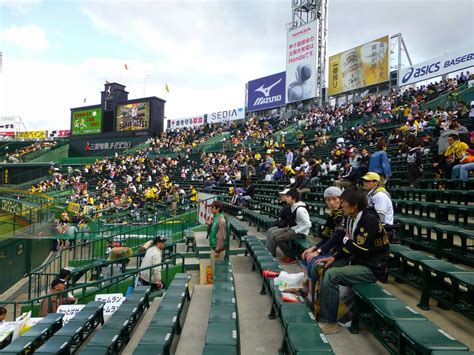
[{"xmin": 0, "ymin": 0, "xmax": 472, "ymax": 131}]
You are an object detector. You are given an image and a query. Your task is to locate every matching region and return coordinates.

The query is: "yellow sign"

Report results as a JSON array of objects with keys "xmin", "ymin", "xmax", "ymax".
[
  {"xmin": 67, "ymin": 202, "xmax": 81, "ymax": 214},
  {"xmin": 17, "ymin": 130, "xmax": 47, "ymax": 139},
  {"xmin": 328, "ymin": 36, "xmax": 389, "ymax": 96}
]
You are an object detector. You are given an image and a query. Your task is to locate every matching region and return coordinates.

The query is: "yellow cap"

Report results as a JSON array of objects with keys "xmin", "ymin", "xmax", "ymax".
[{"xmin": 362, "ymin": 172, "xmax": 381, "ymax": 182}]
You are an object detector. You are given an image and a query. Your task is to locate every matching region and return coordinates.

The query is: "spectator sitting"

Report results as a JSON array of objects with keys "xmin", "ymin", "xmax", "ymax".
[
  {"xmin": 434, "ymin": 133, "xmax": 469, "ymax": 181},
  {"xmin": 274, "ymin": 189, "xmax": 312, "ymax": 264},
  {"xmin": 316, "ymin": 187, "xmax": 390, "ymax": 334},
  {"xmin": 300, "ymin": 187, "xmax": 344, "ymax": 303},
  {"xmin": 368, "ymin": 139, "xmax": 392, "ymax": 186},
  {"xmin": 334, "ymin": 160, "xmax": 358, "ymax": 189},
  {"xmin": 451, "ymin": 131, "xmax": 474, "ymax": 181},
  {"xmin": 40, "ymin": 279, "xmax": 68, "ymax": 316},
  {"xmin": 291, "ymin": 169, "xmax": 311, "ymax": 194},
  {"xmin": 266, "ymin": 189, "xmax": 293, "ymax": 257},
  {"xmin": 235, "ymin": 178, "xmax": 255, "ymax": 207}
]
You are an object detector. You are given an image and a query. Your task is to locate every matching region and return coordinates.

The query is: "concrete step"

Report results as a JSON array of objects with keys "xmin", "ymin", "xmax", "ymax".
[
  {"xmin": 121, "ymin": 297, "xmax": 162, "ymax": 355},
  {"xmin": 230, "ymin": 255, "xmax": 283, "ymax": 354},
  {"xmin": 175, "ymin": 285, "xmax": 212, "ymax": 355}
]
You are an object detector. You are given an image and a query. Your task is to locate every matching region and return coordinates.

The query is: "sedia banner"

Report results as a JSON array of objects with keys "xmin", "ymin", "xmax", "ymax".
[
  {"xmin": 328, "ymin": 36, "xmax": 390, "ymax": 96},
  {"xmin": 17, "ymin": 130, "xmax": 48, "ymax": 139}
]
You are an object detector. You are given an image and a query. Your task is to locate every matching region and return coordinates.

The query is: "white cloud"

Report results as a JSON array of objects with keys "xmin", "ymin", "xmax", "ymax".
[
  {"xmin": 1, "ymin": 0, "xmax": 472, "ymax": 132},
  {"xmin": 0, "ymin": 24, "xmax": 49, "ymax": 52}
]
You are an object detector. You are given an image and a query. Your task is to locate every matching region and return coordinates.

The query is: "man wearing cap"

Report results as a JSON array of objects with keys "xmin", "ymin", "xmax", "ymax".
[
  {"xmin": 208, "ymin": 200, "xmax": 228, "ymax": 270},
  {"xmin": 139, "ymin": 235, "xmax": 167, "ymax": 290},
  {"xmin": 300, "ymin": 186, "xmax": 344, "ymax": 302},
  {"xmin": 275, "ymin": 189, "xmax": 312, "ymax": 264},
  {"xmin": 361, "ymin": 172, "xmax": 394, "ymax": 227},
  {"xmin": 265, "ymin": 189, "xmax": 293, "ymax": 257}
]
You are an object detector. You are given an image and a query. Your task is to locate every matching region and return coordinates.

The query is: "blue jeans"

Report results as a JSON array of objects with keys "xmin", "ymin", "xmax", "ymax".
[
  {"xmin": 319, "ymin": 265, "xmax": 376, "ymax": 323},
  {"xmin": 451, "ymin": 163, "xmax": 474, "ymax": 181},
  {"xmin": 301, "ymin": 253, "xmax": 332, "ymax": 280}
]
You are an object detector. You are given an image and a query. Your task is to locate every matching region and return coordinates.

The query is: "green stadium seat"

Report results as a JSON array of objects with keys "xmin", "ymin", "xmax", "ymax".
[
  {"xmin": 208, "ymin": 305, "xmax": 237, "ymax": 323},
  {"xmin": 280, "ymin": 303, "xmax": 316, "ymax": 328},
  {"xmin": 395, "ymin": 319, "xmax": 469, "ymax": 354},
  {"xmin": 202, "ymin": 344, "xmax": 238, "ymax": 355},
  {"xmin": 205, "ymin": 323, "xmax": 238, "ymax": 347},
  {"xmin": 284, "ymin": 324, "xmax": 333, "ymax": 354},
  {"xmin": 34, "ymin": 336, "xmax": 71, "ymax": 354}
]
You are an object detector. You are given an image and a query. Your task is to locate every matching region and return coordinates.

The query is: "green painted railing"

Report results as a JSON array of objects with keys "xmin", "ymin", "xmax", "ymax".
[{"xmin": 2, "ymin": 253, "xmax": 185, "ymax": 320}]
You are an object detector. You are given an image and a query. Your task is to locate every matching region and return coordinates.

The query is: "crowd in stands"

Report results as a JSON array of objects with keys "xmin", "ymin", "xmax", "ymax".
[{"xmin": 1, "ymin": 141, "xmax": 58, "ymax": 163}]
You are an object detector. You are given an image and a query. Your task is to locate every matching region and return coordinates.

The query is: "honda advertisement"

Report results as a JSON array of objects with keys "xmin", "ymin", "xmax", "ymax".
[
  {"xmin": 399, "ymin": 48, "xmax": 474, "ymax": 86},
  {"xmin": 286, "ymin": 20, "xmax": 319, "ymax": 103},
  {"xmin": 247, "ymin": 72, "xmax": 286, "ymax": 112}
]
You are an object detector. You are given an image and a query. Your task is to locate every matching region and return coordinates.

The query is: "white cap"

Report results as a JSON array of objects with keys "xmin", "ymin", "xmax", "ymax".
[
  {"xmin": 324, "ymin": 186, "xmax": 342, "ymax": 198},
  {"xmin": 279, "ymin": 188, "xmax": 291, "ymax": 195}
]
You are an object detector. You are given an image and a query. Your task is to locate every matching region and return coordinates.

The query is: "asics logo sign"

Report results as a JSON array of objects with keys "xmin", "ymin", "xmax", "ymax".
[
  {"xmin": 401, "ymin": 62, "xmax": 441, "ymax": 84},
  {"xmin": 399, "ymin": 49, "xmax": 473, "ymax": 86},
  {"xmin": 253, "ymin": 78, "xmax": 283, "ymax": 106}
]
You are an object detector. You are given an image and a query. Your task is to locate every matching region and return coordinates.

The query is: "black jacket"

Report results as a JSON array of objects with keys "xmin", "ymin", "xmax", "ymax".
[
  {"xmin": 320, "ymin": 208, "xmax": 389, "ymax": 282},
  {"xmin": 272, "ymin": 205, "xmax": 293, "ymax": 228}
]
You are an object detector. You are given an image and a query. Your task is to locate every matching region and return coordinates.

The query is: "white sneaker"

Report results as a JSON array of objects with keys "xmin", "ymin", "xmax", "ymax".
[{"xmin": 337, "ymin": 320, "xmax": 352, "ymax": 328}]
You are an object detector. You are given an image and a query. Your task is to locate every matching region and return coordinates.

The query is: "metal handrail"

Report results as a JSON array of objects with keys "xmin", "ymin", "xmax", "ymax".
[{"xmin": 3, "ymin": 252, "xmax": 186, "ymax": 320}]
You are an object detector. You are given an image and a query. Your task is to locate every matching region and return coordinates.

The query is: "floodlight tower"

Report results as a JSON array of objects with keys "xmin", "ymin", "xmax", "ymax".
[{"xmin": 287, "ymin": 0, "xmax": 329, "ymax": 106}]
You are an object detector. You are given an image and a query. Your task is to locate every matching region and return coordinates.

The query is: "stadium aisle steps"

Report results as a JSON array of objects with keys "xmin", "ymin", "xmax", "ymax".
[
  {"xmin": 121, "ymin": 297, "xmax": 161, "ymax": 355},
  {"xmin": 231, "ymin": 255, "xmax": 283, "ymax": 354},
  {"xmin": 175, "ymin": 285, "xmax": 212, "ymax": 355}
]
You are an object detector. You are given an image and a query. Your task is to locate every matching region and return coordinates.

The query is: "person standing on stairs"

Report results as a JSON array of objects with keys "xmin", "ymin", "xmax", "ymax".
[{"xmin": 208, "ymin": 200, "xmax": 228, "ymax": 271}]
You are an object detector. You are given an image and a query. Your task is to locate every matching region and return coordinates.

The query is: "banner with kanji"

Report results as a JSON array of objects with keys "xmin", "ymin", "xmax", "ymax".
[{"xmin": 328, "ymin": 35, "xmax": 389, "ymax": 96}]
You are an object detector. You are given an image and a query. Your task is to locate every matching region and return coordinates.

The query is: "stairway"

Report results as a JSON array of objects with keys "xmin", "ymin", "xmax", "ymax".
[{"xmin": 175, "ymin": 285, "xmax": 212, "ymax": 355}]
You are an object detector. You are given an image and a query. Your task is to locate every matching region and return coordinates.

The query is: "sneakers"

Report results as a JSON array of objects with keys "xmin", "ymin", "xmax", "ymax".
[
  {"xmin": 319, "ymin": 322, "xmax": 339, "ymax": 334},
  {"xmin": 338, "ymin": 320, "xmax": 352, "ymax": 328},
  {"xmin": 278, "ymin": 256, "xmax": 297, "ymax": 264}
]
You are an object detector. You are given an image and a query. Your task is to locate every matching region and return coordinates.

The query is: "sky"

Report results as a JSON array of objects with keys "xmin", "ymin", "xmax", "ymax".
[{"xmin": 0, "ymin": 0, "xmax": 472, "ymax": 131}]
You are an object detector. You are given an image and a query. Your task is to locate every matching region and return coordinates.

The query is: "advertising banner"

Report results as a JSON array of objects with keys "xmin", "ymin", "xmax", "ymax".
[
  {"xmin": 247, "ymin": 72, "xmax": 286, "ymax": 112},
  {"xmin": 399, "ymin": 48, "xmax": 474, "ymax": 86},
  {"xmin": 0, "ymin": 132, "xmax": 15, "ymax": 136},
  {"xmin": 56, "ymin": 305, "xmax": 85, "ymax": 325},
  {"xmin": 71, "ymin": 108, "xmax": 102, "ymax": 135},
  {"xmin": 116, "ymin": 102, "xmax": 150, "ymax": 131},
  {"xmin": 49, "ymin": 130, "xmax": 70, "ymax": 138},
  {"xmin": 17, "ymin": 130, "xmax": 47, "ymax": 139},
  {"xmin": 198, "ymin": 193, "xmax": 216, "ymax": 225},
  {"xmin": 207, "ymin": 108, "xmax": 245, "ymax": 124},
  {"xmin": 286, "ymin": 20, "xmax": 319, "ymax": 103},
  {"xmin": 328, "ymin": 35, "xmax": 390, "ymax": 96},
  {"xmin": 168, "ymin": 115, "xmax": 205, "ymax": 130}
]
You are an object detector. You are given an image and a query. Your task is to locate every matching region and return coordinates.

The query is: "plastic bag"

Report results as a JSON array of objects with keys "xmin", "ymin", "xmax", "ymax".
[{"xmin": 274, "ymin": 271, "xmax": 305, "ymax": 291}]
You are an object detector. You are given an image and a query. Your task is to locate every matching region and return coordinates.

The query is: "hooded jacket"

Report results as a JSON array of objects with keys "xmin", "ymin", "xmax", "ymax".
[{"xmin": 288, "ymin": 201, "xmax": 312, "ymax": 236}]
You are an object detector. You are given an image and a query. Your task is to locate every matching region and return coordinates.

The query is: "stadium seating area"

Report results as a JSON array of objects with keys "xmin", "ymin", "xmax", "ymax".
[{"xmin": 0, "ymin": 78, "xmax": 473, "ymax": 354}]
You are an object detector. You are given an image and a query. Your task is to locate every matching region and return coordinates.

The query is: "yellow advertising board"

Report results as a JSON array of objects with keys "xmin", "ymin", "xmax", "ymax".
[
  {"xmin": 17, "ymin": 130, "xmax": 47, "ymax": 139},
  {"xmin": 328, "ymin": 36, "xmax": 390, "ymax": 96}
]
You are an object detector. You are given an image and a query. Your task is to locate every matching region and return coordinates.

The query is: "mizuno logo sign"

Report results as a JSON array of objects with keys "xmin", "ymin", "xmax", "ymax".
[{"xmin": 254, "ymin": 78, "xmax": 282, "ymax": 97}]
